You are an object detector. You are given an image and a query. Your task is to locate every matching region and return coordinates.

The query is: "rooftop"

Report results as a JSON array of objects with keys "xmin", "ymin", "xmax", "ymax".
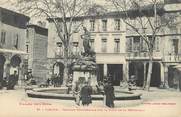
[
  {"xmin": 47, "ymin": 3, "xmax": 181, "ymax": 22},
  {"xmin": 0, "ymin": 7, "xmax": 30, "ymax": 29},
  {"xmin": 27, "ymin": 24, "xmax": 48, "ymax": 36}
]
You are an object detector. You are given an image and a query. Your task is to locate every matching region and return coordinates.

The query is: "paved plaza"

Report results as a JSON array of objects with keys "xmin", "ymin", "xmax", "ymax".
[{"xmin": 0, "ymin": 87, "xmax": 181, "ymax": 117}]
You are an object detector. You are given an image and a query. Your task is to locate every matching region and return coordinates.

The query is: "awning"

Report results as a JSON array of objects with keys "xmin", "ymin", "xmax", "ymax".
[
  {"xmin": 0, "ymin": 48, "xmax": 28, "ymax": 55},
  {"xmin": 173, "ymin": 64, "xmax": 181, "ymax": 71}
]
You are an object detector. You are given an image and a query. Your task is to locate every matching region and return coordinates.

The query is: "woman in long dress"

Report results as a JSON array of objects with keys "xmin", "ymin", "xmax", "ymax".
[
  {"xmin": 81, "ymin": 82, "xmax": 92, "ymax": 106},
  {"xmin": 104, "ymin": 81, "xmax": 115, "ymax": 108}
]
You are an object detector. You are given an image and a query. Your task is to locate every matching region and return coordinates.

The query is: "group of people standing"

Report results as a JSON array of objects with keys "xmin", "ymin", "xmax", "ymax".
[
  {"xmin": 0, "ymin": 71, "xmax": 19, "ymax": 90},
  {"xmin": 73, "ymin": 79, "xmax": 115, "ymax": 108},
  {"xmin": 48, "ymin": 73, "xmax": 63, "ymax": 87},
  {"xmin": 73, "ymin": 81, "xmax": 92, "ymax": 106},
  {"xmin": 25, "ymin": 72, "xmax": 36, "ymax": 85}
]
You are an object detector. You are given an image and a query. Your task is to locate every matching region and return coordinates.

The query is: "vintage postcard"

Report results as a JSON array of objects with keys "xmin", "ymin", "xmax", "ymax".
[{"xmin": 0, "ymin": 0, "xmax": 181, "ymax": 117}]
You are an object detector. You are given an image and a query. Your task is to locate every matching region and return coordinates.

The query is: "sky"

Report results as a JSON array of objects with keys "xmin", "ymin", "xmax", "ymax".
[
  {"xmin": 0, "ymin": 1, "xmax": 110, "ymax": 14},
  {"xmin": 0, "ymin": 0, "xmax": 112, "ymax": 25},
  {"xmin": 0, "ymin": 0, "xmax": 18, "ymax": 11},
  {"xmin": 0, "ymin": 0, "xmax": 109, "ymax": 8}
]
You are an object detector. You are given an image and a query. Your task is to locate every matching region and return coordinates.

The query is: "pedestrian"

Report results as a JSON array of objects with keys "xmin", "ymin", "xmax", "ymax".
[
  {"xmin": 26, "ymin": 72, "xmax": 33, "ymax": 85},
  {"xmin": 46, "ymin": 78, "xmax": 51, "ymax": 86},
  {"xmin": 57, "ymin": 74, "xmax": 62, "ymax": 86},
  {"xmin": 2, "ymin": 77, "xmax": 7, "ymax": 87},
  {"xmin": 59, "ymin": 73, "xmax": 63, "ymax": 85},
  {"xmin": 80, "ymin": 81, "xmax": 92, "ymax": 106},
  {"xmin": 27, "ymin": 72, "xmax": 33, "ymax": 81},
  {"xmin": 14, "ymin": 71, "xmax": 19, "ymax": 83},
  {"xmin": 53, "ymin": 74, "xmax": 58, "ymax": 87},
  {"xmin": 51, "ymin": 74, "xmax": 55, "ymax": 86},
  {"xmin": 128, "ymin": 75, "xmax": 136, "ymax": 91},
  {"xmin": 7, "ymin": 71, "xmax": 18, "ymax": 90},
  {"xmin": 104, "ymin": 81, "xmax": 115, "ymax": 108},
  {"xmin": 66, "ymin": 79, "xmax": 73, "ymax": 94},
  {"xmin": 73, "ymin": 81, "xmax": 81, "ymax": 106}
]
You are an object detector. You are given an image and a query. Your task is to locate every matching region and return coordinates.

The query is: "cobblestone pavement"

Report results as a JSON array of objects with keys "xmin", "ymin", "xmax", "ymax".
[{"xmin": 0, "ymin": 87, "xmax": 181, "ymax": 117}]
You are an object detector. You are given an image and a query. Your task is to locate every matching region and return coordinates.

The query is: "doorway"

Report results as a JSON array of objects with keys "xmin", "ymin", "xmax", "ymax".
[{"xmin": 107, "ymin": 64, "xmax": 123, "ymax": 86}]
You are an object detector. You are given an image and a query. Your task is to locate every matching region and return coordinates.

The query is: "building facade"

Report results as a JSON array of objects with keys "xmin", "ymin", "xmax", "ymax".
[
  {"xmin": 47, "ymin": 12, "xmax": 127, "ymax": 86},
  {"xmin": 0, "ymin": 7, "xmax": 30, "ymax": 87},
  {"xmin": 26, "ymin": 24, "xmax": 48, "ymax": 84},
  {"xmin": 47, "ymin": 3, "xmax": 181, "ymax": 88},
  {"xmin": 126, "ymin": 3, "xmax": 181, "ymax": 88}
]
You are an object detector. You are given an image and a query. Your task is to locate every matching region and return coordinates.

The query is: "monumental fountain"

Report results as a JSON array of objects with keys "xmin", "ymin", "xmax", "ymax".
[{"xmin": 26, "ymin": 27, "xmax": 142, "ymax": 101}]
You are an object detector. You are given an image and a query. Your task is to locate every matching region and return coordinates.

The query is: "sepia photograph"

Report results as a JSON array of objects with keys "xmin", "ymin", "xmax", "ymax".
[{"xmin": 0, "ymin": 0, "xmax": 181, "ymax": 117}]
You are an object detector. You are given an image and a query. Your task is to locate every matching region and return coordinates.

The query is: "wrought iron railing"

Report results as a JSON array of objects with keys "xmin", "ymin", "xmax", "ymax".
[
  {"xmin": 127, "ymin": 51, "xmax": 181, "ymax": 62},
  {"xmin": 162, "ymin": 54, "xmax": 181, "ymax": 62},
  {"xmin": 126, "ymin": 51, "xmax": 162, "ymax": 60}
]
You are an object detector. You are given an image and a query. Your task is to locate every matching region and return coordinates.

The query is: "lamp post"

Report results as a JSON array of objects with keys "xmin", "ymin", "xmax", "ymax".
[
  {"xmin": 56, "ymin": 42, "xmax": 63, "ymax": 57},
  {"xmin": 73, "ymin": 42, "xmax": 79, "ymax": 56}
]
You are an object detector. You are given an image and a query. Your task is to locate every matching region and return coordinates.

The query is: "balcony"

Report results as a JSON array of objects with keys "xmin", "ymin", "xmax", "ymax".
[
  {"xmin": 126, "ymin": 52, "xmax": 162, "ymax": 61},
  {"xmin": 162, "ymin": 54, "xmax": 181, "ymax": 62}
]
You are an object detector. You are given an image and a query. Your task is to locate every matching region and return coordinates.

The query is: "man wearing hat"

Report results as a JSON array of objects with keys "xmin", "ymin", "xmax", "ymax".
[{"xmin": 104, "ymin": 80, "xmax": 115, "ymax": 108}]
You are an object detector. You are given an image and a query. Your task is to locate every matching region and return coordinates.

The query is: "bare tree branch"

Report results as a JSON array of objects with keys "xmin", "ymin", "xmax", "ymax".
[{"xmin": 16, "ymin": 0, "xmax": 92, "ymax": 85}]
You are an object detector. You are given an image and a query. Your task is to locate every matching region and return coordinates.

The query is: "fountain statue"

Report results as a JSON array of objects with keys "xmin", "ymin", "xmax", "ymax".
[
  {"xmin": 81, "ymin": 27, "xmax": 95, "ymax": 57},
  {"xmin": 71, "ymin": 27, "xmax": 97, "ymax": 93}
]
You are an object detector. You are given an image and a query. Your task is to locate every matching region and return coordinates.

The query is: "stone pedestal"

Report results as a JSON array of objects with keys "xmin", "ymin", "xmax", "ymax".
[{"xmin": 72, "ymin": 57, "xmax": 97, "ymax": 93}]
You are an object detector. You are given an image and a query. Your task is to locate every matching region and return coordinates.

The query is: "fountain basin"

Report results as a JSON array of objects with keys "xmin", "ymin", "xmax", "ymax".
[{"xmin": 26, "ymin": 88, "xmax": 142, "ymax": 100}]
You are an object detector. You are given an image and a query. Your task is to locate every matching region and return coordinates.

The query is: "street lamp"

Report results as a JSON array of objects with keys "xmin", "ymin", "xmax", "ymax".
[
  {"xmin": 73, "ymin": 42, "xmax": 79, "ymax": 55},
  {"xmin": 56, "ymin": 42, "xmax": 63, "ymax": 57}
]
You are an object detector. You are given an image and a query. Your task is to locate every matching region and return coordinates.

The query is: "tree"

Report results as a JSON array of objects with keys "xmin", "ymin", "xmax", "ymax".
[
  {"xmin": 109, "ymin": 0, "xmax": 174, "ymax": 90},
  {"xmin": 16, "ymin": 0, "xmax": 91, "ymax": 85}
]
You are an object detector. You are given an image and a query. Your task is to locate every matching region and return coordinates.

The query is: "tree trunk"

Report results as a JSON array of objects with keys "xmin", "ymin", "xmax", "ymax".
[
  {"xmin": 62, "ymin": 48, "xmax": 69, "ymax": 86},
  {"xmin": 62, "ymin": 63, "xmax": 69, "ymax": 86},
  {"xmin": 145, "ymin": 57, "xmax": 153, "ymax": 91},
  {"xmin": 143, "ymin": 62, "xmax": 147, "ymax": 89}
]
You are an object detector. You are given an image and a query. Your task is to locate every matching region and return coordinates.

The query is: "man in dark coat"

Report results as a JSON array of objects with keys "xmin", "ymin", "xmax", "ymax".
[
  {"xmin": 14, "ymin": 71, "xmax": 18, "ymax": 83},
  {"xmin": 104, "ymin": 81, "xmax": 115, "ymax": 108},
  {"xmin": 52, "ymin": 74, "xmax": 58, "ymax": 87},
  {"xmin": 46, "ymin": 78, "xmax": 51, "ymax": 86},
  {"xmin": 80, "ymin": 82, "xmax": 92, "ymax": 106},
  {"xmin": 7, "ymin": 71, "xmax": 18, "ymax": 90}
]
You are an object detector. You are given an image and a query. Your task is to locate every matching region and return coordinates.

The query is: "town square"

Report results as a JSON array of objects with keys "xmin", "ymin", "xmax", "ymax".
[{"xmin": 0, "ymin": 0, "xmax": 181, "ymax": 117}]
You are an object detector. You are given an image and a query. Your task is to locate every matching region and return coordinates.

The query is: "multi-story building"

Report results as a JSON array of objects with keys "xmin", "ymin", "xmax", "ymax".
[
  {"xmin": 47, "ymin": 10, "xmax": 127, "ymax": 86},
  {"xmin": 26, "ymin": 24, "xmax": 48, "ymax": 83},
  {"xmin": 47, "ymin": 2, "xmax": 181, "ymax": 88},
  {"xmin": 0, "ymin": 7, "xmax": 30, "ymax": 86},
  {"xmin": 126, "ymin": 2, "xmax": 181, "ymax": 88}
]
